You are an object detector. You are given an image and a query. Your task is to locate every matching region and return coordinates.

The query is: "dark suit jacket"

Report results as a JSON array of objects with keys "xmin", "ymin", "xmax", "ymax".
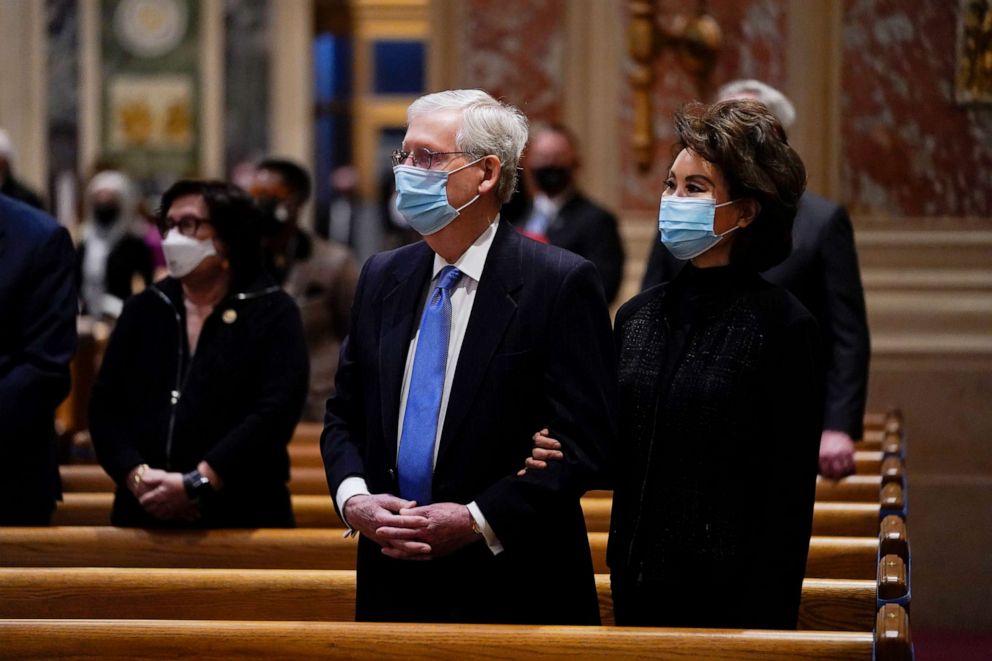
[
  {"xmin": 641, "ymin": 192, "xmax": 870, "ymax": 438},
  {"xmin": 0, "ymin": 194, "xmax": 77, "ymax": 524},
  {"xmin": 321, "ymin": 220, "xmax": 617, "ymax": 623},
  {"xmin": 513, "ymin": 192, "xmax": 625, "ymax": 304}
]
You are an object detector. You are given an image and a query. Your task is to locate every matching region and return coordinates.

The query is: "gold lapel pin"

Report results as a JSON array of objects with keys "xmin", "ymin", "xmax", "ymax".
[{"xmin": 222, "ymin": 309, "xmax": 238, "ymax": 324}]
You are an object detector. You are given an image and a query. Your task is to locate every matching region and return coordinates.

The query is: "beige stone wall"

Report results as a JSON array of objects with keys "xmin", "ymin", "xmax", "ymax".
[{"xmin": 857, "ymin": 226, "xmax": 992, "ymax": 631}]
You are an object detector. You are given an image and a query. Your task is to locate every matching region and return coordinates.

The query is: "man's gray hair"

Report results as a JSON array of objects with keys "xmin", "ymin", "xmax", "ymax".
[
  {"xmin": 717, "ymin": 79, "xmax": 796, "ymax": 129},
  {"xmin": 408, "ymin": 89, "xmax": 528, "ymax": 203}
]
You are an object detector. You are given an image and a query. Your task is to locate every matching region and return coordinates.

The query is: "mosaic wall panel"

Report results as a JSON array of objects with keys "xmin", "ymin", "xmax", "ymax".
[
  {"xmin": 618, "ymin": 0, "xmax": 789, "ymax": 212},
  {"xmin": 842, "ymin": 0, "xmax": 992, "ymax": 219},
  {"xmin": 455, "ymin": 0, "xmax": 565, "ymax": 124}
]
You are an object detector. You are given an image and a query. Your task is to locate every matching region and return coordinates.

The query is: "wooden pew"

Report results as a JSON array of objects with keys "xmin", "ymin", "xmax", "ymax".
[
  {"xmin": 52, "ymin": 493, "xmax": 887, "ymax": 537},
  {"xmin": 879, "ymin": 515, "xmax": 910, "ymax": 561},
  {"xmin": 0, "ymin": 527, "xmax": 881, "ymax": 579},
  {"xmin": 577, "ymin": 499, "xmax": 884, "ymax": 537},
  {"xmin": 0, "ymin": 617, "xmax": 903, "ymax": 661},
  {"xmin": 60, "ymin": 465, "xmax": 901, "ymax": 502},
  {"xmin": 60, "ymin": 452, "xmax": 903, "ymax": 502},
  {"xmin": 0, "ymin": 527, "xmax": 357, "ymax": 571},
  {"xmin": 863, "ymin": 409, "xmax": 902, "ymax": 435},
  {"xmin": 284, "ymin": 445, "xmax": 893, "ymax": 472},
  {"xmin": 0, "ymin": 567, "xmax": 878, "ymax": 632},
  {"xmin": 288, "ymin": 440, "xmax": 322, "ymax": 467},
  {"xmin": 588, "ymin": 478, "xmax": 904, "ymax": 508},
  {"xmin": 292, "ymin": 422, "xmax": 324, "ymax": 445},
  {"xmin": 815, "ymin": 477, "xmax": 904, "ymax": 514}
]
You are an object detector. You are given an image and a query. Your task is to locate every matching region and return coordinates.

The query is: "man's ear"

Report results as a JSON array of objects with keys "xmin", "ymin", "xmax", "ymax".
[
  {"xmin": 477, "ymin": 155, "xmax": 502, "ymax": 195},
  {"xmin": 736, "ymin": 198, "xmax": 761, "ymax": 228}
]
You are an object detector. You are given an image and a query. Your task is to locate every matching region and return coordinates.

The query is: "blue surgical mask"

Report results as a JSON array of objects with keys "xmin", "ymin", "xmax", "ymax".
[
  {"xmin": 393, "ymin": 158, "xmax": 483, "ymax": 235},
  {"xmin": 658, "ymin": 195, "xmax": 740, "ymax": 260}
]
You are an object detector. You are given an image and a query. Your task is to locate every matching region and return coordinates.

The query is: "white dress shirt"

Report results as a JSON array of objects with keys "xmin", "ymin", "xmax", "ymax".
[
  {"xmin": 336, "ymin": 219, "xmax": 504, "ymax": 554},
  {"xmin": 523, "ymin": 190, "xmax": 571, "ymax": 236}
]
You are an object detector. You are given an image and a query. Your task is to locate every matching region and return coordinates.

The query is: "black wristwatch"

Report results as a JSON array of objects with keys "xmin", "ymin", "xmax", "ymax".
[{"xmin": 182, "ymin": 470, "xmax": 213, "ymax": 500}]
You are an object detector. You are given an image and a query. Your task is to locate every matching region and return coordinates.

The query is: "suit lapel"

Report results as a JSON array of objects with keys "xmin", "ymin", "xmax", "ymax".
[
  {"xmin": 436, "ymin": 222, "xmax": 524, "ymax": 466},
  {"xmin": 378, "ymin": 242, "xmax": 434, "ymax": 457}
]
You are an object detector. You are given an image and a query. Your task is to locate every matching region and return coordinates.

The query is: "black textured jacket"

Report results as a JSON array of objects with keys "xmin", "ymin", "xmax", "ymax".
[
  {"xmin": 90, "ymin": 274, "xmax": 308, "ymax": 527},
  {"xmin": 608, "ymin": 264, "xmax": 822, "ymax": 629},
  {"xmin": 642, "ymin": 192, "xmax": 870, "ymax": 439}
]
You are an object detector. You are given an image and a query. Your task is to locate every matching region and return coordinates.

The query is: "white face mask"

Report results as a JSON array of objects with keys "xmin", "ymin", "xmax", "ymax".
[{"xmin": 161, "ymin": 229, "xmax": 217, "ymax": 278}]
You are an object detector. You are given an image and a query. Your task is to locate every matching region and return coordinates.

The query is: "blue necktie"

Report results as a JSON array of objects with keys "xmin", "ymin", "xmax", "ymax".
[{"xmin": 397, "ymin": 265, "xmax": 463, "ymax": 505}]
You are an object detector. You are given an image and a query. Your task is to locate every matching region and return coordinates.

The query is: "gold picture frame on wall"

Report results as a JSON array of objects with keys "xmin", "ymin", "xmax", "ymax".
[{"xmin": 956, "ymin": 0, "xmax": 992, "ymax": 104}]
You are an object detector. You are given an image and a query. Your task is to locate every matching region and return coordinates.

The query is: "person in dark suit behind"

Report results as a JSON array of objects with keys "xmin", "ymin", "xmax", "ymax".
[
  {"xmin": 0, "ymin": 193, "xmax": 78, "ymax": 524},
  {"xmin": 641, "ymin": 80, "xmax": 870, "ymax": 479},
  {"xmin": 511, "ymin": 124, "xmax": 625, "ymax": 304},
  {"xmin": 76, "ymin": 170, "xmax": 155, "ymax": 319},
  {"xmin": 248, "ymin": 159, "xmax": 358, "ymax": 422},
  {"xmin": 321, "ymin": 89, "xmax": 617, "ymax": 624}
]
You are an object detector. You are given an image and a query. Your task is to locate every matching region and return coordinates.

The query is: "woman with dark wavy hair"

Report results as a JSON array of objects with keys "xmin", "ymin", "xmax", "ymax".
[
  {"xmin": 526, "ymin": 99, "xmax": 821, "ymax": 628},
  {"xmin": 90, "ymin": 180, "xmax": 308, "ymax": 528}
]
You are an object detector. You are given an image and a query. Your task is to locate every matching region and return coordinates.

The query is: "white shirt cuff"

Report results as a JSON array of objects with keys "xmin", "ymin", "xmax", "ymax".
[
  {"xmin": 467, "ymin": 501, "xmax": 504, "ymax": 555},
  {"xmin": 335, "ymin": 476, "xmax": 371, "ymax": 530}
]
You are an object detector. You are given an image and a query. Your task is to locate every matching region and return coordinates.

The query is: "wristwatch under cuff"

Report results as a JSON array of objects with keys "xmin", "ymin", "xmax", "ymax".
[{"xmin": 182, "ymin": 470, "xmax": 213, "ymax": 500}]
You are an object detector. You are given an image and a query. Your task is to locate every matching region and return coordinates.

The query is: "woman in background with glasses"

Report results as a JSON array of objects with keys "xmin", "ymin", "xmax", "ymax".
[{"xmin": 90, "ymin": 180, "xmax": 308, "ymax": 528}]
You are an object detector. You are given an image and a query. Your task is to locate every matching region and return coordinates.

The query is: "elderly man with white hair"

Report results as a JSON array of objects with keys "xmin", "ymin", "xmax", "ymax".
[
  {"xmin": 321, "ymin": 89, "xmax": 616, "ymax": 623},
  {"xmin": 643, "ymin": 79, "xmax": 871, "ymax": 480},
  {"xmin": 77, "ymin": 170, "xmax": 154, "ymax": 318}
]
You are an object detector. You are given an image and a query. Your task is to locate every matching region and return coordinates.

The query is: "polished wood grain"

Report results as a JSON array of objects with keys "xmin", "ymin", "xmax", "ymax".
[
  {"xmin": 0, "ymin": 568, "xmax": 876, "ymax": 631},
  {"xmin": 0, "ymin": 618, "xmax": 878, "ymax": 660},
  {"xmin": 53, "ymin": 492, "xmax": 884, "ymax": 537},
  {"xmin": 0, "ymin": 527, "xmax": 879, "ymax": 579}
]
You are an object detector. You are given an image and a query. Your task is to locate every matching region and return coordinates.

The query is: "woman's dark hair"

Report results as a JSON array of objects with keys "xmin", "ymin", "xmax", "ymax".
[
  {"xmin": 673, "ymin": 99, "xmax": 807, "ymax": 272},
  {"xmin": 159, "ymin": 180, "xmax": 263, "ymax": 287}
]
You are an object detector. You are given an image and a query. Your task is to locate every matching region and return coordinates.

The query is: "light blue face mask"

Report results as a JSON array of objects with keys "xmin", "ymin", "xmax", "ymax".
[
  {"xmin": 393, "ymin": 157, "xmax": 483, "ymax": 236},
  {"xmin": 658, "ymin": 195, "xmax": 740, "ymax": 260}
]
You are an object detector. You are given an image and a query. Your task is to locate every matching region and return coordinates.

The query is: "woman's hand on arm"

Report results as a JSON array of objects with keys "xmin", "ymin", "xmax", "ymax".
[{"xmin": 516, "ymin": 428, "xmax": 563, "ymax": 476}]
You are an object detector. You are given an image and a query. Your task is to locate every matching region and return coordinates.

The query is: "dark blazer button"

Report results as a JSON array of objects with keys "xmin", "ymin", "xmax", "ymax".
[{"xmin": 387, "ymin": 468, "xmax": 396, "ymax": 480}]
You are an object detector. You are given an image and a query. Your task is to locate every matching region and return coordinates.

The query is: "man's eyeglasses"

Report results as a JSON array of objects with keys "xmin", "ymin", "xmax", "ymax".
[
  {"xmin": 391, "ymin": 147, "xmax": 478, "ymax": 170},
  {"xmin": 159, "ymin": 215, "xmax": 210, "ymax": 238}
]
